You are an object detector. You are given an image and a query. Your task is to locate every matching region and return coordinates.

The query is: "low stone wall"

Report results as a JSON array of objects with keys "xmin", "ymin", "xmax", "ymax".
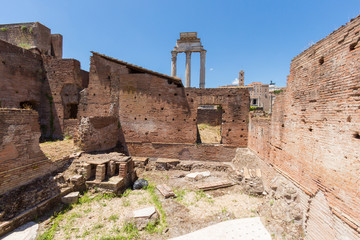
[
  {"xmin": 75, "ymin": 116, "xmax": 118, "ymax": 152},
  {"xmin": 127, "ymin": 142, "xmax": 237, "ymax": 162},
  {"xmin": 0, "ymin": 109, "xmax": 53, "ymax": 195}
]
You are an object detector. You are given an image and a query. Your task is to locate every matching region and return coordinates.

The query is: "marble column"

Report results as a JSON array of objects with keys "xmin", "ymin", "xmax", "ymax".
[
  {"xmin": 171, "ymin": 51, "xmax": 177, "ymax": 77},
  {"xmin": 185, "ymin": 51, "xmax": 191, "ymax": 88},
  {"xmin": 199, "ymin": 50, "xmax": 206, "ymax": 88}
]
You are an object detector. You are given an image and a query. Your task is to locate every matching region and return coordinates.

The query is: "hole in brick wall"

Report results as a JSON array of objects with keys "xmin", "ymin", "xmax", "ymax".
[
  {"xmin": 187, "ymin": 93, "xmax": 189, "ymax": 96},
  {"xmin": 167, "ymin": 80, "xmax": 172, "ymax": 85},
  {"xmin": 242, "ymin": 120, "xmax": 245, "ymax": 122},
  {"xmin": 159, "ymin": 94, "xmax": 161, "ymax": 96},
  {"xmin": 319, "ymin": 56, "xmax": 324, "ymax": 65},
  {"xmin": 64, "ymin": 103, "xmax": 78, "ymax": 119},
  {"xmin": 172, "ymin": 118, "xmax": 175, "ymax": 121},
  {"xmin": 93, "ymin": 93, "xmax": 96, "ymax": 96},
  {"xmin": 145, "ymin": 132, "xmax": 148, "ymax": 135},
  {"xmin": 174, "ymin": 93, "xmax": 178, "ymax": 96},
  {"xmin": 144, "ymin": 118, "xmax": 147, "ymax": 120},
  {"xmin": 193, "ymin": 119, "xmax": 196, "ymax": 121},
  {"xmin": 184, "ymin": 119, "xmax": 186, "ymax": 122},
  {"xmin": 134, "ymin": 117, "xmax": 136, "ymax": 120},
  {"xmin": 353, "ymin": 132, "xmax": 360, "ymax": 139},
  {"xmin": 309, "ymin": 127, "xmax": 313, "ymax": 132},
  {"xmin": 241, "ymin": 128, "xmax": 244, "ymax": 131},
  {"xmin": 134, "ymin": 96, "xmax": 136, "ymax": 99},
  {"xmin": 178, "ymin": 129, "xmax": 181, "ymax": 132},
  {"xmin": 20, "ymin": 101, "xmax": 37, "ymax": 110},
  {"xmin": 240, "ymin": 135, "xmax": 243, "ymax": 137},
  {"xmin": 191, "ymin": 99, "xmax": 194, "ymax": 102},
  {"xmin": 282, "ymin": 124, "xmax": 285, "ymax": 127},
  {"xmin": 108, "ymin": 75, "xmax": 111, "ymax": 80},
  {"xmin": 2, "ymin": 60, "xmax": 5, "ymax": 64},
  {"xmin": 228, "ymin": 129, "xmax": 232, "ymax": 132},
  {"xmin": 347, "ymin": 116, "xmax": 352, "ymax": 122},
  {"xmin": 228, "ymin": 95, "xmax": 231, "ymax": 97},
  {"xmin": 232, "ymin": 120, "xmax": 234, "ymax": 122},
  {"xmin": 350, "ymin": 42, "xmax": 357, "ymax": 51},
  {"xmin": 161, "ymin": 107, "xmax": 164, "ymax": 110}
]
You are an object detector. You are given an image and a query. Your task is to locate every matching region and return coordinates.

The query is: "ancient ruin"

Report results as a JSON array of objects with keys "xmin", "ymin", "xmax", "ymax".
[
  {"xmin": 0, "ymin": 15, "xmax": 359, "ymax": 239},
  {"xmin": 171, "ymin": 32, "xmax": 206, "ymax": 88}
]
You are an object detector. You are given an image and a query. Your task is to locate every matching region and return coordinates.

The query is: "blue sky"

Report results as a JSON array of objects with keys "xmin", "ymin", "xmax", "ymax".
[{"xmin": 1, "ymin": 0, "xmax": 359, "ymax": 88}]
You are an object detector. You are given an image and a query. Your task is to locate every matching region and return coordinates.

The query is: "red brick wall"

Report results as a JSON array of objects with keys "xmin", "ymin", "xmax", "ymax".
[
  {"xmin": 127, "ymin": 143, "xmax": 237, "ymax": 162},
  {"xmin": 248, "ymin": 114, "xmax": 271, "ymax": 160},
  {"xmin": 0, "ymin": 39, "xmax": 44, "ymax": 109},
  {"xmin": 0, "ymin": 109, "xmax": 53, "ymax": 195},
  {"xmin": 249, "ymin": 16, "xmax": 360, "ymax": 238},
  {"xmin": 186, "ymin": 88, "xmax": 249, "ymax": 147},
  {"xmin": 0, "ymin": 22, "xmax": 51, "ymax": 55},
  {"xmin": 197, "ymin": 108, "xmax": 222, "ymax": 126},
  {"xmin": 43, "ymin": 58, "xmax": 82, "ymax": 138},
  {"xmin": 79, "ymin": 53, "xmax": 197, "ymax": 144}
]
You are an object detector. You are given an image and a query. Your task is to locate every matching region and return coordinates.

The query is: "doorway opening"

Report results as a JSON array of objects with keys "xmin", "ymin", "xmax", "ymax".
[{"xmin": 196, "ymin": 105, "xmax": 222, "ymax": 143}]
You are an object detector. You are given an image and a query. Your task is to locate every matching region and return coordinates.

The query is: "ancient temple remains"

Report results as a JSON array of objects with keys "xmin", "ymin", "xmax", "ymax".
[{"xmin": 171, "ymin": 32, "xmax": 206, "ymax": 88}]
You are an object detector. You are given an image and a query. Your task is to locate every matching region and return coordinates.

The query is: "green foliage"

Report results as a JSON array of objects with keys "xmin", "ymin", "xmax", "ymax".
[
  {"xmin": 21, "ymin": 25, "xmax": 27, "ymax": 31},
  {"xmin": 144, "ymin": 220, "xmax": 159, "ymax": 234},
  {"xmin": 146, "ymin": 183, "xmax": 167, "ymax": 232},
  {"xmin": 121, "ymin": 188, "xmax": 132, "ymax": 198},
  {"xmin": 250, "ymin": 106, "xmax": 258, "ymax": 111},
  {"xmin": 29, "ymin": 27, "xmax": 33, "ymax": 34},
  {"xmin": 93, "ymin": 223, "xmax": 104, "ymax": 230},
  {"xmin": 18, "ymin": 42, "xmax": 32, "ymax": 49},
  {"xmin": 273, "ymin": 89, "xmax": 283, "ymax": 95},
  {"xmin": 109, "ymin": 214, "xmax": 119, "ymax": 222},
  {"xmin": 64, "ymin": 134, "xmax": 72, "ymax": 140},
  {"xmin": 0, "ymin": 27, "xmax": 8, "ymax": 32},
  {"xmin": 174, "ymin": 188, "xmax": 186, "ymax": 201},
  {"xmin": 122, "ymin": 222, "xmax": 139, "ymax": 239}
]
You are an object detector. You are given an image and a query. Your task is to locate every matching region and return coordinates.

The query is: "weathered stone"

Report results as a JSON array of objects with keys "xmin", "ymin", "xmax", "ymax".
[
  {"xmin": 61, "ymin": 192, "xmax": 79, "ymax": 205},
  {"xmin": 132, "ymin": 207, "xmax": 159, "ymax": 230}
]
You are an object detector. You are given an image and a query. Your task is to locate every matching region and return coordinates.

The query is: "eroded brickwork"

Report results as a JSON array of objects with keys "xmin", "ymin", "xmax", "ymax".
[
  {"xmin": 0, "ymin": 109, "xmax": 51, "ymax": 195},
  {"xmin": 249, "ymin": 16, "xmax": 360, "ymax": 238},
  {"xmin": 186, "ymin": 88, "xmax": 249, "ymax": 146}
]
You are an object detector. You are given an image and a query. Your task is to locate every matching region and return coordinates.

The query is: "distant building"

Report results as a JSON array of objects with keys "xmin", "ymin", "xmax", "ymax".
[{"xmin": 246, "ymin": 82, "xmax": 270, "ymax": 112}]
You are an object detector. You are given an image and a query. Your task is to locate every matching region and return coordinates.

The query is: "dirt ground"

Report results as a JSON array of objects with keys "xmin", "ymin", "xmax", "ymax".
[
  {"xmin": 197, "ymin": 124, "xmax": 221, "ymax": 143},
  {"xmin": 40, "ymin": 139, "xmax": 79, "ymax": 161},
  {"xmin": 37, "ymin": 167, "xmax": 266, "ymax": 240}
]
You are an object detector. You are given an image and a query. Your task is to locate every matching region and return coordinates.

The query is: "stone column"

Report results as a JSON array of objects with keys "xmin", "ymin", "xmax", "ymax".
[
  {"xmin": 199, "ymin": 50, "xmax": 206, "ymax": 88},
  {"xmin": 171, "ymin": 51, "xmax": 177, "ymax": 76},
  {"xmin": 185, "ymin": 51, "xmax": 191, "ymax": 88}
]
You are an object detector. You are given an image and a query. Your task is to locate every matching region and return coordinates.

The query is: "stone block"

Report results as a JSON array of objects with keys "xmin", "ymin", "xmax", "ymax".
[
  {"xmin": 95, "ymin": 164, "xmax": 106, "ymax": 182},
  {"xmin": 61, "ymin": 192, "xmax": 80, "ymax": 205}
]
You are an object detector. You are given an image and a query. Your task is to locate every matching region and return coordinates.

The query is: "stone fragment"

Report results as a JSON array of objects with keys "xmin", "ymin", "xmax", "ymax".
[
  {"xmin": 95, "ymin": 164, "xmax": 106, "ymax": 182},
  {"xmin": 70, "ymin": 175, "xmax": 84, "ymax": 186},
  {"xmin": 132, "ymin": 206, "xmax": 159, "ymax": 230},
  {"xmin": 61, "ymin": 191, "xmax": 80, "ymax": 204},
  {"xmin": 157, "ymin": 184, "xmax": 176, "ymax": 198},
  {"xmin": 132, "ymin": 156, "xmax": 149, "ymax": 168},
  {"xmin": 185, "ymin": 171, "xmax": 211, "ymax": 181}
]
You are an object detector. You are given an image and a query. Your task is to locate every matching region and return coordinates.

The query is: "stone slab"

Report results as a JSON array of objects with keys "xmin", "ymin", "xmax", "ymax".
[
  {"xmin": 2, "ymin": 221, "xmax": 38, "ymax": 240},
  {"xmin": 157, "ymin": 184, "xmax": 176, "ymax": 198},
  {"xmin": 133, "ymin": 206, "xmax": 156, "ymax": 218},
  {"xmin": 185, "ymin": 171, "xmax": 211, "ymax": 179},
  {"xmin": 170, "ymin": 217, "xmax": 271, "ymax": 240},
  {"xmin": 156, "ymin": 158, "xmax": 180, "ymax": 164}
]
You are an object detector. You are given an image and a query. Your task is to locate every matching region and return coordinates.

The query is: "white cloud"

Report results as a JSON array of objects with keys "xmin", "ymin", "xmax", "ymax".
[
  {"xmin": 209, "ymin": 68, "xmax": 214, "ymax": 71},
  {"xmin": 232, "ymin": 78, "xmax": 239, "ymax": 85}
]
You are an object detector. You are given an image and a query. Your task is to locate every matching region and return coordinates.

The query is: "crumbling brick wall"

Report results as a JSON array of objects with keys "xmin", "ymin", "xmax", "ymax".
[
  {"xmin": 0, "ymin": 109, "xmax": 53, "ymax": 195},
  {"xmin": 186, "ymin": 88, "xmax": 249, "ymax": 146},
  {"xmin": 79, "ymin": 52, "xmax": 197, "ymax": 145},
  {"xmin": 249, "ymin": 16, "xmax": 360, "ymax": 239},
  {"xmin": 0, "ymin": 39, "xmax": 45, "ymax": 109},
  {"xmin": 0, "ymin": 22, "xmax": 52, "ymax": 55},
  {"xmin": 196, "ymin": 107, "xmax": 222, "ymax": 126},
  {"xmin": 43, "ymin": 58, "xmax": 83, "ymax": 138},
  {"xmin": 75, "ymin": 116, "xmax": 118, "ymax": 152}
]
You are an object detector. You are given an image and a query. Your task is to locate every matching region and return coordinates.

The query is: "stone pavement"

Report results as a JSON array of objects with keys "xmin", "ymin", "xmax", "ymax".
[
  {"xmin": 2, "ymin": 221, "xmax": 38, "ymax": 240},
  {"xmin": 170, "ymin": 217, "xmax": 271, "ymax": 240}
]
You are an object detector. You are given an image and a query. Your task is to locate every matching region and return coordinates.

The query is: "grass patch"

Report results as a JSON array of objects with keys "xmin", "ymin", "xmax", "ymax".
[
  {"xmin": 146, "ymin": 183, "xmax": 167, "ymax": 233},
  {"xmin": 109, "ymin": 214, "xmax": 119, "ymax": 222},
  {"xmin": 122, "ymin": 222, "xmax": 139, "ymax": 239},
  {"xmin": 18, "ymin": 42, "xmax": 32, "ymax": 49},
  {"xmin": 0, "ymin": 27, "xmax": 8, "ymax": 32}
]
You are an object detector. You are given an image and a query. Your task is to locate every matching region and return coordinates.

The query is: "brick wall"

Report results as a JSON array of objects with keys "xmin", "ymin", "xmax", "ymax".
[
  {"xmin": 248, "ymin": 16, "xmax": 360, "ymax": 239},
  {"xmin": 197, "ymin": 108, "xmax": 222, "ymax": 126},
  {"xmin": 0, "ymin": 109, "xmax": 53, "ymax": 195},
  {"xmin": 0, "ymin": 39, "xmax": 44, "ymax": 109},
  {"xmin": 0, "ymin": 22, "xmax": 51, "ymax": 55},
  {"xmin": 75, "ymin": 116, "xmax": 118, "ymax": 152},
  {"xmin": 43, "ymin": 57, "xmax": 82, "ymax": 138},
  {"xmin": 186, "ymin": 88, "xmax": 249, "ymax": 147},
  {"xmin": 127, "ymin": 143, "xmax": 237, "ymax": 162}
]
